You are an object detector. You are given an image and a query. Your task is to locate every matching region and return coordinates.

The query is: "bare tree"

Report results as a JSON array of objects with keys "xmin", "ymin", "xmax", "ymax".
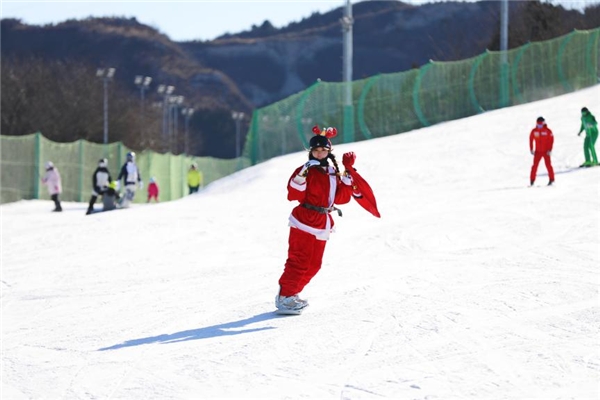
[{"xmin": 1, "ymin": 55, "xmax": 166, "ymax": 151}]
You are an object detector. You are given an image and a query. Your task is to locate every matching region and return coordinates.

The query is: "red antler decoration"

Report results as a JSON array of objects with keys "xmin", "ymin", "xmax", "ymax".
[
  {"xmin": 324, "ymin": 127, "xmax": 337, "ymax": 139},
  {"xmin": 311, "ymin": 125, "xmax": 338, "ymax": 139}
]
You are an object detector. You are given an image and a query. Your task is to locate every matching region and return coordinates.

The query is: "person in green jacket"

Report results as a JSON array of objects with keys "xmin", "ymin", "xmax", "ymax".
[
  {"xmin": 578, "ymin": 107, "xmax": 598, "ymax": 167},
  {"xmin": 187, "ymin": 163, "xmax": 203, "ymax": 194}
]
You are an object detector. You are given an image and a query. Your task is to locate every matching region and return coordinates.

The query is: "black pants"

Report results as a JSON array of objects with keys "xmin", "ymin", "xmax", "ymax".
[
  {"xmin": 87, "ymin": 195, "xmax": 98, "ymax": 214},
  {"xmin": 51, "ymin": 194, "xmax": 62, "ymax": 211},
  {"xmin": 189, "ymin": 186, "xmax": 199, "ymax": 194}
]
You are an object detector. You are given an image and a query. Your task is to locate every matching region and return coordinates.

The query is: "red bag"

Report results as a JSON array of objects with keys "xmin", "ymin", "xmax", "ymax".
[{"xmin": 348, "ymin": 169, "xmax": 380, "ymax": 218}]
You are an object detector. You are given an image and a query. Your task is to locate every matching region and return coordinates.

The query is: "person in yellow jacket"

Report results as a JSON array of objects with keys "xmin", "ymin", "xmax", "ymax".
[{"xmin": 187, "ymin": 163, "xmax": 203, "ymax": 194}]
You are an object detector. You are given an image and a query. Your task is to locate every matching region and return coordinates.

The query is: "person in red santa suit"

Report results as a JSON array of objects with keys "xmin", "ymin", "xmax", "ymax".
[
  {"xmin": 529, "ymin": 116, "xmax": 555, "ymax": 186},
  {"xmin": 275, "ymin": 126, "xmax": 360, "ymax": 314}
]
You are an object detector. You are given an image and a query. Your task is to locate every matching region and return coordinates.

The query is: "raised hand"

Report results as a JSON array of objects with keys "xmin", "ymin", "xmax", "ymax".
[
  {"xmin": 299, "ymin": 159, "xmax": 321, "ymax": 177},
  {"xmin": 343, "ymin": 152, "xmax": 356, "ymax": 170}
]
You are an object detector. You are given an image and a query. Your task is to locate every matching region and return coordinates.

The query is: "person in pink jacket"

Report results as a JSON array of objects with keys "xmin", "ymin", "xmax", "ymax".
[{"xmin": 41, "ymin": 161, "xmax": 63, "ymax": 212}]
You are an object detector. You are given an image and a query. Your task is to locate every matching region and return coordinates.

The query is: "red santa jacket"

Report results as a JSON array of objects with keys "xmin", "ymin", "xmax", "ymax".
[
  {"xmin": 287, "ymin": 164, "xmax": 353, "ymax": 240},
  {"xmin": 529, "ymin": 124, "xmax": 554, "ymax": 154}
]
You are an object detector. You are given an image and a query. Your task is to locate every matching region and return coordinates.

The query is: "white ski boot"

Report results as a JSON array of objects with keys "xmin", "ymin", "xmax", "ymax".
[{"xmin": 275, "ymin": 293, "xmax": 308, "ymax": 315}]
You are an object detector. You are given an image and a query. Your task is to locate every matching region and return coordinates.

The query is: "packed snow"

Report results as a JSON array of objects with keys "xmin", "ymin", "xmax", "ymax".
[{"xmin": 2, "ymin": 86, "xmax": 599, "ymax": 399}]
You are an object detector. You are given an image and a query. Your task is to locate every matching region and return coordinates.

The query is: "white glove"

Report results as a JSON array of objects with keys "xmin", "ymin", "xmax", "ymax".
[
  {"xmin": 299, "ymin": 160, "xmax": 321, "ymax": 177},
  {"xmin": 139, "ymin": 181, "xmax": 144, "ymax": 190},
  {"xmin": 530, "ymin": 150, "xmax": 534, "ymax": 155},
  {"xmin": 115, "ymin": 181, "xmax": 120, "ymax": 190},
  {"xmin": 547, "ymin": 151, "xmax": 552, "ymax": 156}
]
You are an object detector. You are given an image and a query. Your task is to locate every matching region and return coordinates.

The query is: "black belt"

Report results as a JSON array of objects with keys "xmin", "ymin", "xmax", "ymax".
[{"xmin": 301, "ymin": 203, "xmax": 342, "ymax": 217}]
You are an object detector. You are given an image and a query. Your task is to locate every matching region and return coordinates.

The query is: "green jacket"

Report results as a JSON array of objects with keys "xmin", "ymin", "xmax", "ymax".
[{"xmin": 579, "ymin": 111, "xmax": 598, "ymax": 135}]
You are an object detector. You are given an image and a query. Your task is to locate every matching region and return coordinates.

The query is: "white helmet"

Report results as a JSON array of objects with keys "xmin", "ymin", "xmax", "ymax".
[
  {"xmin": 98, "ymin": 158, "xmax": 107, "ymax": 168},
  {"xmin": 45, "ymin": 161, "xmax": 54, "ymax": 170}
]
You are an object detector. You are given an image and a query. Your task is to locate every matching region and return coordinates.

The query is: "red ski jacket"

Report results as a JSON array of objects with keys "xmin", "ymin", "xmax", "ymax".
[
  {"xmin": 529, "ymin": 124, "xmax": 554, "ymax": 154},
  {"xmin": 287, "ymin": 164, "xmax": 353, "ymax": 240}
]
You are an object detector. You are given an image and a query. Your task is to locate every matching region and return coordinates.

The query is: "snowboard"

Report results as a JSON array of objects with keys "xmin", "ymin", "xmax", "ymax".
[
  {"xmin": 86, "ymin": 207, "xmax": 121, "ymax": 215},
  {"xmin": 274, "ymin": 308, "xmax": 304, "ymax": 316},
  {"xmin": 529, "ymin": 183, "xmax": 555, "ymax": 188}
]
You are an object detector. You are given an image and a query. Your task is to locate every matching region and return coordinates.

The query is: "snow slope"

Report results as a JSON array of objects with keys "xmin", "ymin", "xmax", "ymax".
[{"xmin": 2, "ymin": 86, "xmax": 599, "ymax": 399}]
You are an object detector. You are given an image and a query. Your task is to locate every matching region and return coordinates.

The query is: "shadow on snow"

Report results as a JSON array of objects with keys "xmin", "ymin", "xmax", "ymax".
[{"xmin": 98, "ymin": 312, "xmax": 281, "ymax": 351}]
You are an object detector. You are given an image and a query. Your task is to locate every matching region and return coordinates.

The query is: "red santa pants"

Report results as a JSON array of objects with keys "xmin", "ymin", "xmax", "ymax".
[
  {"xmin": 278, "ymin": 227, "xmax": 327, "ymax": 297},
  {"xmin": 530, "ymin": 152, "xmax": 555, "ymax": 182}
]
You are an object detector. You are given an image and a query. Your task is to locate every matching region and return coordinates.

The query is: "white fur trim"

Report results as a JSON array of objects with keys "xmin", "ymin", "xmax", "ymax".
[
  {"xmin": 289, "ymin": 215, "xmax": 331, "ymax": 241},
  {"xmin": 290, "ymin": 176, "xmax": 306, "ymax": 191},
  {"xmin": 327, "ymin": 167, "xmax": 336, "ymax": 207},
  {"xmin": 340, "ymin": 174, "xmax": 352, "ymax": 186}
]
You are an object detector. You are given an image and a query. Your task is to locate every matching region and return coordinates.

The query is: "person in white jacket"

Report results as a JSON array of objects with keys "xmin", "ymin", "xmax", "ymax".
[
  {"xmin": 117, "ymin": 152, "xmax": 142, "ymax": 208},
  {"xmin": 41, "ymin": 161, "xmax": 62, "ymax": 212}
]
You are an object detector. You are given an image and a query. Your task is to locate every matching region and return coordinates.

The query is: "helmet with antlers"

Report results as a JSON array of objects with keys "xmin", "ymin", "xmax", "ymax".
[{"xmin": 309, "ymin": 125, "xmax": 338, "ymax": 150}]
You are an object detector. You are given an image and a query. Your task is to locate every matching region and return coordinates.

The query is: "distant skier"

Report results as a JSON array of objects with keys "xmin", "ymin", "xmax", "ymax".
[
  {"xmin": 147, "ymin": 177, "xmax": 159, "ymax": 203},
  {"xmin": 187, "ymin": 163, "xmax": 203, "ymax": 194},
  {"xmin": 86, "ymin": 158, "xmax": 112, "ymax": 215},
  {"xmin": 529, "ymin": 116, "xmax": 555, "ymax": 186},
  {"xmin": 577, "ymin": 107, "xmax": 598, "ymax": 167},
  {"xmin": 41, "ymin": 161, "xmax": 62, "ymax": 212},
  {"xmin": 117, "ymin": 152, "xmax": 142, "ymax": 208}
]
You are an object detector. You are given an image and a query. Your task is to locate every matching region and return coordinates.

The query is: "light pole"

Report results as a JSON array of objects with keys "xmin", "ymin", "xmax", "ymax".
[
  {"xmin": 341, "ymin": 0, "xmax": 354, "ymax": 143},
  {"xmin": 134, "ymin": 75, "xmax": 152, "ymax": 147},
  {"xmin": 301, "ymin": 117, "xmax": 313, "ymax": 152},
  {"xmin": 301, "ymin": 117, "xmax": 313, "ymax": 129},
  {"xmin": 500, "ymin": 0, "xmax": 509, "ymax": 107},
  {"xmin": 173, "ymin": 95, "xmax": 184, "ymax": 150},
  {"xmin": 96, "ymin": 67, "xmax": 116, "ymax": 148},
  {"xmin": 182, "ymin": 107, "xmax": 195, "ymax": 155},
  {"xmin": 231, "ymin": 111, "xmax": 245, "ymax": 158},
  {"xmin": 167, "ymin": 95, "xmax": 184, "ymax": 153},
  {"xmin": 157, "ymin": 84, "xmax": 175, "ymax": 151},
  {"xmin": 279, "ymin": 115, "xmax": 290, "ymax": 155}
]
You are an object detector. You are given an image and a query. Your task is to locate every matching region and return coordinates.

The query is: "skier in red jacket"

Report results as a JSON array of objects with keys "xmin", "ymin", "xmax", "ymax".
[
  {"xmin": 147, "ymin": 177, "xmax": 159, "ymax": 203},
  {"xmin": 275, "ymin": 126, "xmax": 357, "ymax": 314},
  {"xmin": 529, "ymin": 116, "xmax": 555, "ymax": 186}
]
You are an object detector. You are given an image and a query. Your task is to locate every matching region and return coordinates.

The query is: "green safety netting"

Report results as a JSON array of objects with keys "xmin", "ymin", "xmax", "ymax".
[
  {"xmin": 245, "ymin": 28, "xmax": 599, "ymax": 164},
  {"xmin": 0, "ymin": 133, "xmax": 250, "ymax": 204},
  {"xmin": 2, "ymin": 28, "xmax": 598, "ymax": 204}
]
